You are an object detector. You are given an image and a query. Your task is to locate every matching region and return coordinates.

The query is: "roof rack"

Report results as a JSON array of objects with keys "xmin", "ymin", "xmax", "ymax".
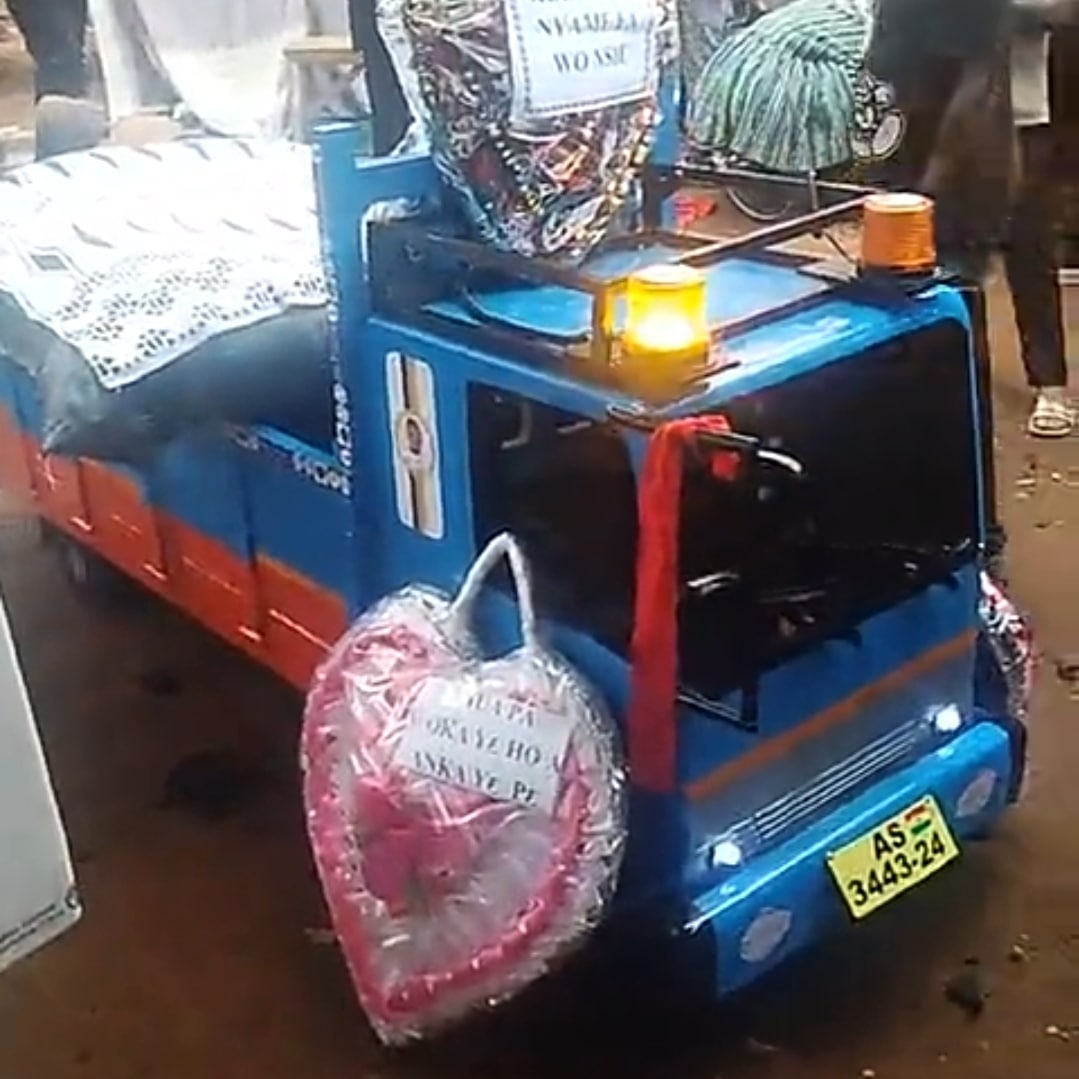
[{"xmin": 367, "ymin": 164, "xmax": 873, "ymax": 388}]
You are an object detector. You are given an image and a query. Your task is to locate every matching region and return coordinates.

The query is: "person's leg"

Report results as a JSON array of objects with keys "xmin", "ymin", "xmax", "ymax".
[
  {"xmin": 1002, "ymin": 123, "xmax": 1071, "ymax": 436},
  {"xmin": 7, "ymin": 0, "xmax": 88, "ymax": 101},
  {"xmin": 953, "ymin": 279, "xmax": 1007, "ymax": 573},
  {"xmin": 347, "ymin": 0, "xmax": 410, "ymax": 155}
]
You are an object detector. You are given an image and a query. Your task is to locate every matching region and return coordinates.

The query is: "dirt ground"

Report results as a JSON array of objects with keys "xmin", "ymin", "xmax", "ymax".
[{"xmin": 2, "ymin": 18, "xmax": 1079, "ymax": 1079}]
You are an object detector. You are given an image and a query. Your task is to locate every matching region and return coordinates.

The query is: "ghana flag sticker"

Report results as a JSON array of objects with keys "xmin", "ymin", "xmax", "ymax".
[{"xmin": 904, "ymin": 801, "xmax": 933, "ymax": 837}]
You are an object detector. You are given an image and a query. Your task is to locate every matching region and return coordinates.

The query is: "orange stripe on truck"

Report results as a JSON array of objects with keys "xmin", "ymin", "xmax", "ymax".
[{"xmin": 684, "ymin": 631, "xmax": 976, "ymax": 802}]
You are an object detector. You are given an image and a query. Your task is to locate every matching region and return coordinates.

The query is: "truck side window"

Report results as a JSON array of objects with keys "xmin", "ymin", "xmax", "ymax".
[{"xmin": 467, "ymin": 386, "xmax": 638, "ymax": 652}]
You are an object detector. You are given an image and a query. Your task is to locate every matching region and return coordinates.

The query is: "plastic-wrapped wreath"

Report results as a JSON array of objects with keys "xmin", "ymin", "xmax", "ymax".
[
  {"xmin": 386, "ymin": 0, "xmax": 679, "ymax": 259},
  {"xmin": 979, "ymin": 571, "xmax": 1035, "ymax": 724},
  {"xmin": 301, "ymin": 533, "xmax": 627, "ymax": 1044}
]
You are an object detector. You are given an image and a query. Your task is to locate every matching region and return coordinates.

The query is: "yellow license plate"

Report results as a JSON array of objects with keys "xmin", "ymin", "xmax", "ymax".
[{"xmin": 827, "ymin": 796, "xmax": 959, "ymax": 919}]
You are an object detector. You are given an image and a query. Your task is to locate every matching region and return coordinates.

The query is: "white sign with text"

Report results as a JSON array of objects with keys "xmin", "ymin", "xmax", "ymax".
[
  {"xmin": 503, "ymin": 0, "xmax": 660, "ymax": 124},
  {"xmin": 394, "ymin": 680, "xmax": 574, "ymax": 814}
]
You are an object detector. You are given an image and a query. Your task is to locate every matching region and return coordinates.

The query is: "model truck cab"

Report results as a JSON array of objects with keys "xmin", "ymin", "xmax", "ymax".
[{"xmin": 312, "ymin": 119, "xmax": 1025, "ymax": 994}]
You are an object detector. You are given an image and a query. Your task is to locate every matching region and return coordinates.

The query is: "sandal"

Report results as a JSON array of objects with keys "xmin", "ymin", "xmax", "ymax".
[{"xmin": 1028, "ymin": 390, "xmax": 1074, "ymax": 439}]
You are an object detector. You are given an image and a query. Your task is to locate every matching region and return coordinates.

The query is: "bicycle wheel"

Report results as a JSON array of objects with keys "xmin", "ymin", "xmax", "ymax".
[{"xmin": 723, "ymin": 181, "xmax": 798, "ymax": 223}]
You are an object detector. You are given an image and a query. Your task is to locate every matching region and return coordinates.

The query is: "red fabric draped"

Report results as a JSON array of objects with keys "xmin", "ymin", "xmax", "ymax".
[{"xmin": 628, "ymin": 416, "xmax": 739, "ymax": 792}]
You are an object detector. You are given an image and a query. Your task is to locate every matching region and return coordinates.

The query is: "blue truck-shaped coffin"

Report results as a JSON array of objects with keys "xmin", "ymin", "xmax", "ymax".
[{"xmin": 0, "ymin": 123, "xmax": 1027, "ymax": 998}]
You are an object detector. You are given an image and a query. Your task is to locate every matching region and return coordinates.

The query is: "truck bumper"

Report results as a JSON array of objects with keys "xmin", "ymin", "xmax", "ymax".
[{"xmin": 685, "ymin": 719, "xmax": 1020, "ymax": 995}]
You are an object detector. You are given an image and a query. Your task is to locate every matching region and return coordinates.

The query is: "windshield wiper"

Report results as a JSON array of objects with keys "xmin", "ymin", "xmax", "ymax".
[{"xmin": 800, "ymin": 538, "xmax": 974, "ymax": 579}]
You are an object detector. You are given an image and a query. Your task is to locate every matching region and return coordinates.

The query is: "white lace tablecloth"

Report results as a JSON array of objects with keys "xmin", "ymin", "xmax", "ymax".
[{"xmin": 0, "ymin": 137, "xmax": 327, "ymax": 390}]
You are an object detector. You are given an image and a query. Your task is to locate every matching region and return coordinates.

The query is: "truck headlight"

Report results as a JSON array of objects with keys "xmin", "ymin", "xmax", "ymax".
[
  {"xmin": 929, "ymin": 703, "xmax": 963, "ymax": 735},
  {"xmin": 710, "ymin": 837, "xmax": 745, "ymax": 869}
]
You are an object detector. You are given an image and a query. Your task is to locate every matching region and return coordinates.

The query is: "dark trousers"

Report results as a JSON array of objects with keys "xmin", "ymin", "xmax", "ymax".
[
  {"xmin": 1003, "ymin": 124, "xmax": 1068, "ymax": 388},
  {"xmin": 959, "ymin": 281, "xmax": 1006, "ymax": 562},
  {"xmin": 7, "ymin": 0, "xmax": 88, "ymax": 100},
  {"xmin": 347, "ymin": 0, "xmax": 410, "ymax": 155}
]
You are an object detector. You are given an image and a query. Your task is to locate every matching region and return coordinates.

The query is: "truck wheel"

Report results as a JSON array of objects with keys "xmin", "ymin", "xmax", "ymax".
[
  {"xmin": 724, "ymin": 182, "xmax": 796, "ymax": 223},
  {"xmin": 49, "ymin": 529, "xmax": 129, "ymax": 608}
]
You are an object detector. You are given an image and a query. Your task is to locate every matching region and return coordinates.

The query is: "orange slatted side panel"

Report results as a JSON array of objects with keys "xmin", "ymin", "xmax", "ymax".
[
  {"xmin": 29, "ymin": 447, "xmax": 91, "ymax": 535},
  {"xmin": 7, "ymin": 427, "xmax": 348, "ymax": 691},
  {"xmin": 79, "ymin": 460, "xmax": 168, "ymax": 594},
  {"xmin": 158, "ymin": 514, "xmax": 265, "ymax": 663},
  {"xmin": 255, "ymin": 556, "xmax": 347, "ymax": 690}
]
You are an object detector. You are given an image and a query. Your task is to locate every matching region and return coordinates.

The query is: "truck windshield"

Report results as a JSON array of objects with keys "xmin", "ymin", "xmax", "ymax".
[
  {"xmin": 467, "ymin": 319, "xmax": 978, "ymax": 705},
  {"xmin": 679, "ymin": 319, "xmax": 979, "ymax": 701}
]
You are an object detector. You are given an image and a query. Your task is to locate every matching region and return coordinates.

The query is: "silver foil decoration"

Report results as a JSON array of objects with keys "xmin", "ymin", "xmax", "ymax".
[
  {"xmin": 301, "ymin": 533, "xmax": 627, "ymax": 1044},
  {"xmin": 979, "ymin": 570, "xmax": 1035, "ymax": 724}
]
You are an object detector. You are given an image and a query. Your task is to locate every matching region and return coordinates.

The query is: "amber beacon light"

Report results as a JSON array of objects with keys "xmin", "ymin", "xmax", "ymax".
[
  {"xmin": 860, "ymin": 192, "xmax": 937, "ymax": 274},
  {"xmin": 621, "ymin": 264, "xmax": 711, "ymax": 394}
]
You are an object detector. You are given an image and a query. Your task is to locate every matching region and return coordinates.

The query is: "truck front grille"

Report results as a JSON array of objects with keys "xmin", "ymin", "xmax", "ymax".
[{"xmin": 749, "ymin": 717, "xmax": 928, "ymax": 847}]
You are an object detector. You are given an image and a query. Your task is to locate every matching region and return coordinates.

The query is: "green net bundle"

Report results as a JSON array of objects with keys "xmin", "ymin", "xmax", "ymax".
[
  {"xmin": 681, "ymin": 0, "xmax": 1012, "ymax": 180},
  {"xmin": 685, "ymin": 0, "xmax": 874, "ymax": 173}
]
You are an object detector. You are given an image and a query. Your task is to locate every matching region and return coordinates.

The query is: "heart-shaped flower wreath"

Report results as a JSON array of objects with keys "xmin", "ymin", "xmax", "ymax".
[{"xmin": 301, "ymin": 533, "xmax": 627, "ymax": 1043}]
